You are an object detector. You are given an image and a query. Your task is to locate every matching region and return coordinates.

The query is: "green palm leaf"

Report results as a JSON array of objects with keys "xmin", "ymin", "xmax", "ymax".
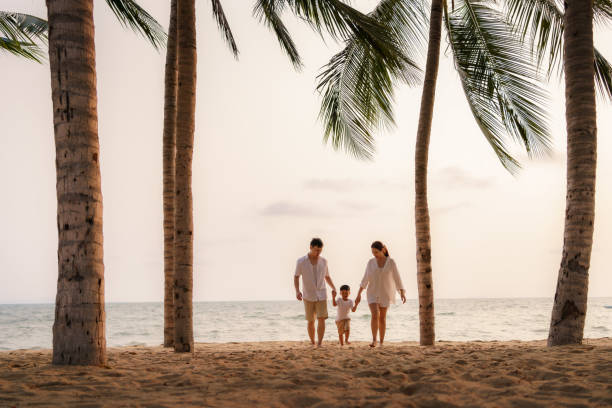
[
  {"xmin": 595, "ymin": 48, "xmax": 612, "ymax": 99},
  {"xmin": 253, "ymin": 0, "xmax": 302, "ymax": 68},
  {"xmin": 505, "ymin": 0, "xmax": 612, "ymax": 100},
  {"xmin": 446, "ymin": 0, "xmax": 552, "ymax": 172},
  {"xmin": 316, "ymin": 0, "xmax": 426, "ymax": 159},
  {"xmin": 105, "ymin": 0, "xmax": 167, "ymax": 50},
  {"xmin": 0, "ymin": 12, "xmax": 47, "ymax": 62},
  {"xmin": 211, "ymin": 0, "xmax": 238, "ymax": 57}
]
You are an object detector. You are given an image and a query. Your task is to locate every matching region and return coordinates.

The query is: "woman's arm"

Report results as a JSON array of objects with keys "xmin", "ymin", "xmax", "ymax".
[{"xmin": 391, "ymin": 260, "xmax": 406, "ymax": 303}]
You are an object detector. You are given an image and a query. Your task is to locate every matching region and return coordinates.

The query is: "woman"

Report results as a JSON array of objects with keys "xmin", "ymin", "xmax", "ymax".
[{"xmin": 355, "ymin": 241, "xmax": 406, "ymax": 347}]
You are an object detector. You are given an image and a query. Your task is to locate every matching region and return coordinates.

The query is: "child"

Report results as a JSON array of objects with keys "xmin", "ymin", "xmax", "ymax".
[{"xmin": 332, "ymin": 284, "xmax": 357, "ymax": 346}]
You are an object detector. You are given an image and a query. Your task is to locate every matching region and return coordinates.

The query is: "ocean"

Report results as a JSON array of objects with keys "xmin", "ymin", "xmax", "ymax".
[{"xmin": 0, "ymin": 298, "xmax": 610, "ymax": 350}]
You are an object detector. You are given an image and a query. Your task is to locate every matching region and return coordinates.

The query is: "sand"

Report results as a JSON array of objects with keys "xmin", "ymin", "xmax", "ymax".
[{"xmin": 1, "ymin": 339, "xmax": 611, "ymax": 407}]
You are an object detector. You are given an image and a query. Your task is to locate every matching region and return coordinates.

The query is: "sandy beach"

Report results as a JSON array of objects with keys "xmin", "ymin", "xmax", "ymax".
[{"xmin": 0, "ymin": 338, "xmax": 610, "ymax": 407}]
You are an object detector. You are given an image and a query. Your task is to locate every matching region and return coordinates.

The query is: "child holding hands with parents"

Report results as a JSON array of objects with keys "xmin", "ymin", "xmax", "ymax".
[{"xmin": 333, "ymin": 284, "xmax": 357, "ymax": 346}]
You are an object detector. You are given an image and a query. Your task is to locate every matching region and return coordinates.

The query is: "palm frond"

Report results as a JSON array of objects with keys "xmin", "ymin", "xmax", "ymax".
[
  {"xmin": 594, "ymin": 0, "xmax": 612, "ymax": 24},
  {"xmin": 211, "ymin": 0, "xmax": 238, "ymax": 58},
  {"xmin": 105, "ymin": 0, "xmax": 167, "ymax": 50},
  {"xmin": 285, "ymin": 0, "xmax": 405, "ymax": 64},
  {"xmin": 315, "ymin": 0, "xmax": 427, "ymax": 160},
  {"xmin": 446, "ymin": 0, "xmax": 552, "ymax": 173},
  {"xmin": 253, "ymin": 0, "xmax": 301, "ymax": 68},
  {"xmin": 505, "ymin": 0, "xmax": 612, "ymax": 101},
  {"xmin": 595, "ymin": 48, "xmax": 612, "ymax": 100},
  {"xmin": 0, "ymin": 12, "xmax": 47, "ymax": 62},
  {"xmin": 505, "ymin": 0, "xmax": 564, "ymax": 76}
]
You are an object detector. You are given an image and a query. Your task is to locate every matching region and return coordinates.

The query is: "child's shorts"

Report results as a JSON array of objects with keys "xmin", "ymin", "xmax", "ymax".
[{"xmin": 335, "ymin": 319, "xmax": 350, "ymax": 333}]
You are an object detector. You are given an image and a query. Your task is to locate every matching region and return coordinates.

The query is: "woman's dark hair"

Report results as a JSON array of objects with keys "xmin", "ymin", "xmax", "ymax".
[
  {"xmin": 371, "ymin": 241, "xmax": 389, "ymax": 257},
  {"xmin": 310, "ymin": 237, "xmax": 324, "ymax": 248}
]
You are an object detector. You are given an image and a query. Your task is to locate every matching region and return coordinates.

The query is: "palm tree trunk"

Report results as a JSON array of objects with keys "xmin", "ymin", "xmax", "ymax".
[
  {"xmin": 414, "ymin": 0, "xmax": 443, "ymax": 346},
  {"xmin": 547, "ymin": 0, "xmax": 596, "ymax": 346},
  {"xmin": 163, "ymin": 0, "xmax": 178, "ymax": 349},
  {"xmin": 173, "ymin": 0, "xmax": 196, "ymax": 353},
  {"xmin": 47, "ymin": 0, "xmax": 106, "ymax": 365}
]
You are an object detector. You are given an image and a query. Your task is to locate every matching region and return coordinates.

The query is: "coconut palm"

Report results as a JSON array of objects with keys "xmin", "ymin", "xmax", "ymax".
[
  {"xmin": 505, "ymin": 0, "xmax": 612, "ymax": 345},
  {"xmin": 47, "ymin": 0, "xmax": 165, "ymax": 365},
  {"xmin": 317, "ymin": 0, "xmax": 553, "ymax": 345},
  {"xmin": 164, "ymin": 0, "xmax": 415, "ymax": 352},
  {"xmin": 163, "ymin": 0, "xmax": 239, "ymax": 349}
]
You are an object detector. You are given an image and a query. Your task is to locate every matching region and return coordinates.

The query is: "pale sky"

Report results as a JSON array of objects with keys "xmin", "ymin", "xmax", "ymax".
[{"xmin": 1, "ymin": 0, "xmax": 611, "ymax": 304}]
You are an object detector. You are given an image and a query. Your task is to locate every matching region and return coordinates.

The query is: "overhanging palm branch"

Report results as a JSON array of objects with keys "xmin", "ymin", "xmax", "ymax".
[
  {"xmin": 253, "ymin": 0, "xmax": 301, "ymax": 68},
  {"xmin": 105, "ymin": 0, "xmax": 167, "ymax": 50},
  {"xmin": 211, "ymin": 0, "xmax": 238, "ymax": 57},
  {"xmin": 446, "ymin": 0, "xmax": 551, "ymax": 172},
  {"xmin": 505, "ymin": 0, "xmax": 612, "ymax": 100},
  {"xmin": 316, "ymin": 0, "xmax": 427, "ymax": 159},
  {"xmin": 0, "ymin": 12, "xmax": 47, "ymax": 62}
]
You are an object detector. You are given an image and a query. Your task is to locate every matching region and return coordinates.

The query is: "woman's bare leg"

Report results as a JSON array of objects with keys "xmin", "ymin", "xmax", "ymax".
[
  {"xmin": 378, "ymin": 306, "xmax": 388, "ymax": 346},
  {"xmin": 345, "ymin": 330, "xmax": 350, "ymax": 345},
  {"xmin": 368, "ymin": 303, "xmax": 379, "ymax": 346}
]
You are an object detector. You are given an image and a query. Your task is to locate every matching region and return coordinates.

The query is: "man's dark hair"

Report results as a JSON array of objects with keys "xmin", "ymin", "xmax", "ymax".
[
  {"xmin": 310, "ymin": 237, "xmax": 323, "ymax": 248},
  {"xmin": 340, "ymin": 284, "xmax": 350, "ymax": 291}
]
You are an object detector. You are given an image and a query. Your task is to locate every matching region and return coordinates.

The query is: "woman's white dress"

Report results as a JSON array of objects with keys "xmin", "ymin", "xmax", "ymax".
[{"xmin": 360, "ymin": 257, "xmax": 405, "ymax": 307}]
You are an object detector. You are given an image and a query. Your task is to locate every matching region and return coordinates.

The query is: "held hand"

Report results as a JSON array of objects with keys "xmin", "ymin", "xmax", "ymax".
[
  {"xmin": 331, "ymin": 289, "xmax": 337, "ymax": 299},
  {"xmin": 296, "ymin": 291, "xmax": 303, "ymax": 301},
  {"xmin": 400, "ymin": 291, "xmax": 406, "ymax": 304}
]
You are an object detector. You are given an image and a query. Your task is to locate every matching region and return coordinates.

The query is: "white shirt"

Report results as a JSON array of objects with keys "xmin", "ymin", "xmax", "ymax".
[
  {"xmin": 335, "ymin": 298, "xmax": 354, "ymax": 321},
  {"xmin": 294, "ymin": 255, "xmax": 330, "ymax": 302},
  {"xmin": 360, "ymin": 257, "xmax": 404, "ymax": 306}
]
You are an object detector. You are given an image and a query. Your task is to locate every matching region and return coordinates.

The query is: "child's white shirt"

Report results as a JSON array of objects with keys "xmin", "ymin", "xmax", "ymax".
[{"xmin": 335, "ymin": 298, "xmax": 354, "ymax": 321}]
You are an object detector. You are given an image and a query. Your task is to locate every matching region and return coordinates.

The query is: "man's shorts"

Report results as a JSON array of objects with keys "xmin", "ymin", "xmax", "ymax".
[
  {"xmin": 336, "ymin": 319, "xmax": 350, "ymax": 333},
  {"xmin": 304, "ymin": 300, "xmax": 328, "ymax": 321}
]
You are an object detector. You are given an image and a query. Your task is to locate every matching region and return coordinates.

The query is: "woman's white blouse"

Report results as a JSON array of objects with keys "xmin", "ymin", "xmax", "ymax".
[{"xmin": 360, "ymin": 257, "xmax": 404, "ymax": 305}]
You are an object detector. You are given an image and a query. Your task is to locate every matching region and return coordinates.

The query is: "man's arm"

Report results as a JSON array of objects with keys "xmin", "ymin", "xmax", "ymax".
[
  {"xmin": 294, "ymin": 276, "xmax": 302, "ymax": 301},
  {"xmin": 324, "ymin": 275, "xmax": 337, "ymax": 298}
]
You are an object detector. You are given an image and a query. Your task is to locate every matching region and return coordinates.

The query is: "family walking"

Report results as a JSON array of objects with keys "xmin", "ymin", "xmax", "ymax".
[{"xmin": 294, "ymin": 238, "xmax": 406, "ymax": 347}]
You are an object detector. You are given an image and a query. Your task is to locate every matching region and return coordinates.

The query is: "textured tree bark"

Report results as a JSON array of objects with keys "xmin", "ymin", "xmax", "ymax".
[
  {"xmin": 173, "ymin": 0, "xmax": 196, "ymax": 353},
  {"xmin": 163, "ymin": 0, "xmax": 178, "ymax": 349},
  {"xmin": 548, "ymin": 0, "xmax": 596, "ymax": 346},
  {"xmin": 47, "ymin": 0, "xmax": 106, "ymax": 365},
  {"xmin": 414, "ymin": 0, "xmax": 443, "ymax": 346}
]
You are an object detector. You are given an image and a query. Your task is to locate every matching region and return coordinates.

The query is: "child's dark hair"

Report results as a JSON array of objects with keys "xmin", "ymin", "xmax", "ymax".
[
  {"xmin": 340, "ymin": 284, "xmax": 350, "ymax": 291},
  {"xmin": 371, "ymin": 241, "xmax": 389, "ymax": 257},
  {"xmin": 310, "ymin": 237, "xmax": 324, "ymax": 248}
]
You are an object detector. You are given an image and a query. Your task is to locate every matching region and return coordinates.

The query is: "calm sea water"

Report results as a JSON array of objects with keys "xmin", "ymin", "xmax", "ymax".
[{"xmin": 0, "ymin": 298, "xmax": 610, "ymax": 350}]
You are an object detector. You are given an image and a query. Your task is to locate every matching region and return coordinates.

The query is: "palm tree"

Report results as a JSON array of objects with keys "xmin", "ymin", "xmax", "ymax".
[
  {"xmin": 166, "ymin": 0, "xmax": 412, "ymax": 352},
  {"xmin": 317, "ymin": 0, "xmax": 552, "ymax": 345},
  {"xmin": 46, "ymin": 0, "xmax": 165, "ymax": 365},
  {"xmin": 162, "ymin": 0, "xmax": 178, "ymax": 349},
  {"xmin": 0, "ymin": 11, "xmax": 47, "ymax": 62},
  {"xmin": 163, "ymin": 0, "xmax": 238, "ymax": 349},
  {"xmin": 504, "ymin": 0, "xmax": 611, "ymax": 345}
]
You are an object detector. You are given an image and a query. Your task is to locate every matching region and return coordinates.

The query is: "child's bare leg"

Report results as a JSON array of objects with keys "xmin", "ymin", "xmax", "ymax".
[
  {"xmin": 336, "ymin": 323, "xmax": 344, "ymax": 345},
  {"xmin": 344, "ymin": 330, "xmax": 350, "ymax": 344}
]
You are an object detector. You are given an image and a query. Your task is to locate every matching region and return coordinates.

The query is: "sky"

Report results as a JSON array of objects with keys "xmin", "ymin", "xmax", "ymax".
[{"xmin": 1, "ymin": 0, "xmax": 611, "ymax": 304}]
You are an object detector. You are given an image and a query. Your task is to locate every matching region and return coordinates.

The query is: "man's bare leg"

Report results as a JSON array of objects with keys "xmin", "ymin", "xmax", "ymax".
[
  {"xmin": 317, "ymin": 317, "xmax": 326, "ymax": 346},
  {"xmin": 307, "ymin": 320, "xmax": 315, "ymax": 345}
]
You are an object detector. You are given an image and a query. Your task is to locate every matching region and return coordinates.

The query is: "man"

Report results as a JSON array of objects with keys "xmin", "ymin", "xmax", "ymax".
[{"xmin": 294, "ymin": 237, "xmax": 337, "ymax": 346}]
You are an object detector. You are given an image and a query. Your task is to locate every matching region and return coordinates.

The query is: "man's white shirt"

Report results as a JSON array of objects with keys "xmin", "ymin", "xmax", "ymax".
[{"xmin": 294, "ymin": 255, "xmax": 329, "ymax": 302}]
